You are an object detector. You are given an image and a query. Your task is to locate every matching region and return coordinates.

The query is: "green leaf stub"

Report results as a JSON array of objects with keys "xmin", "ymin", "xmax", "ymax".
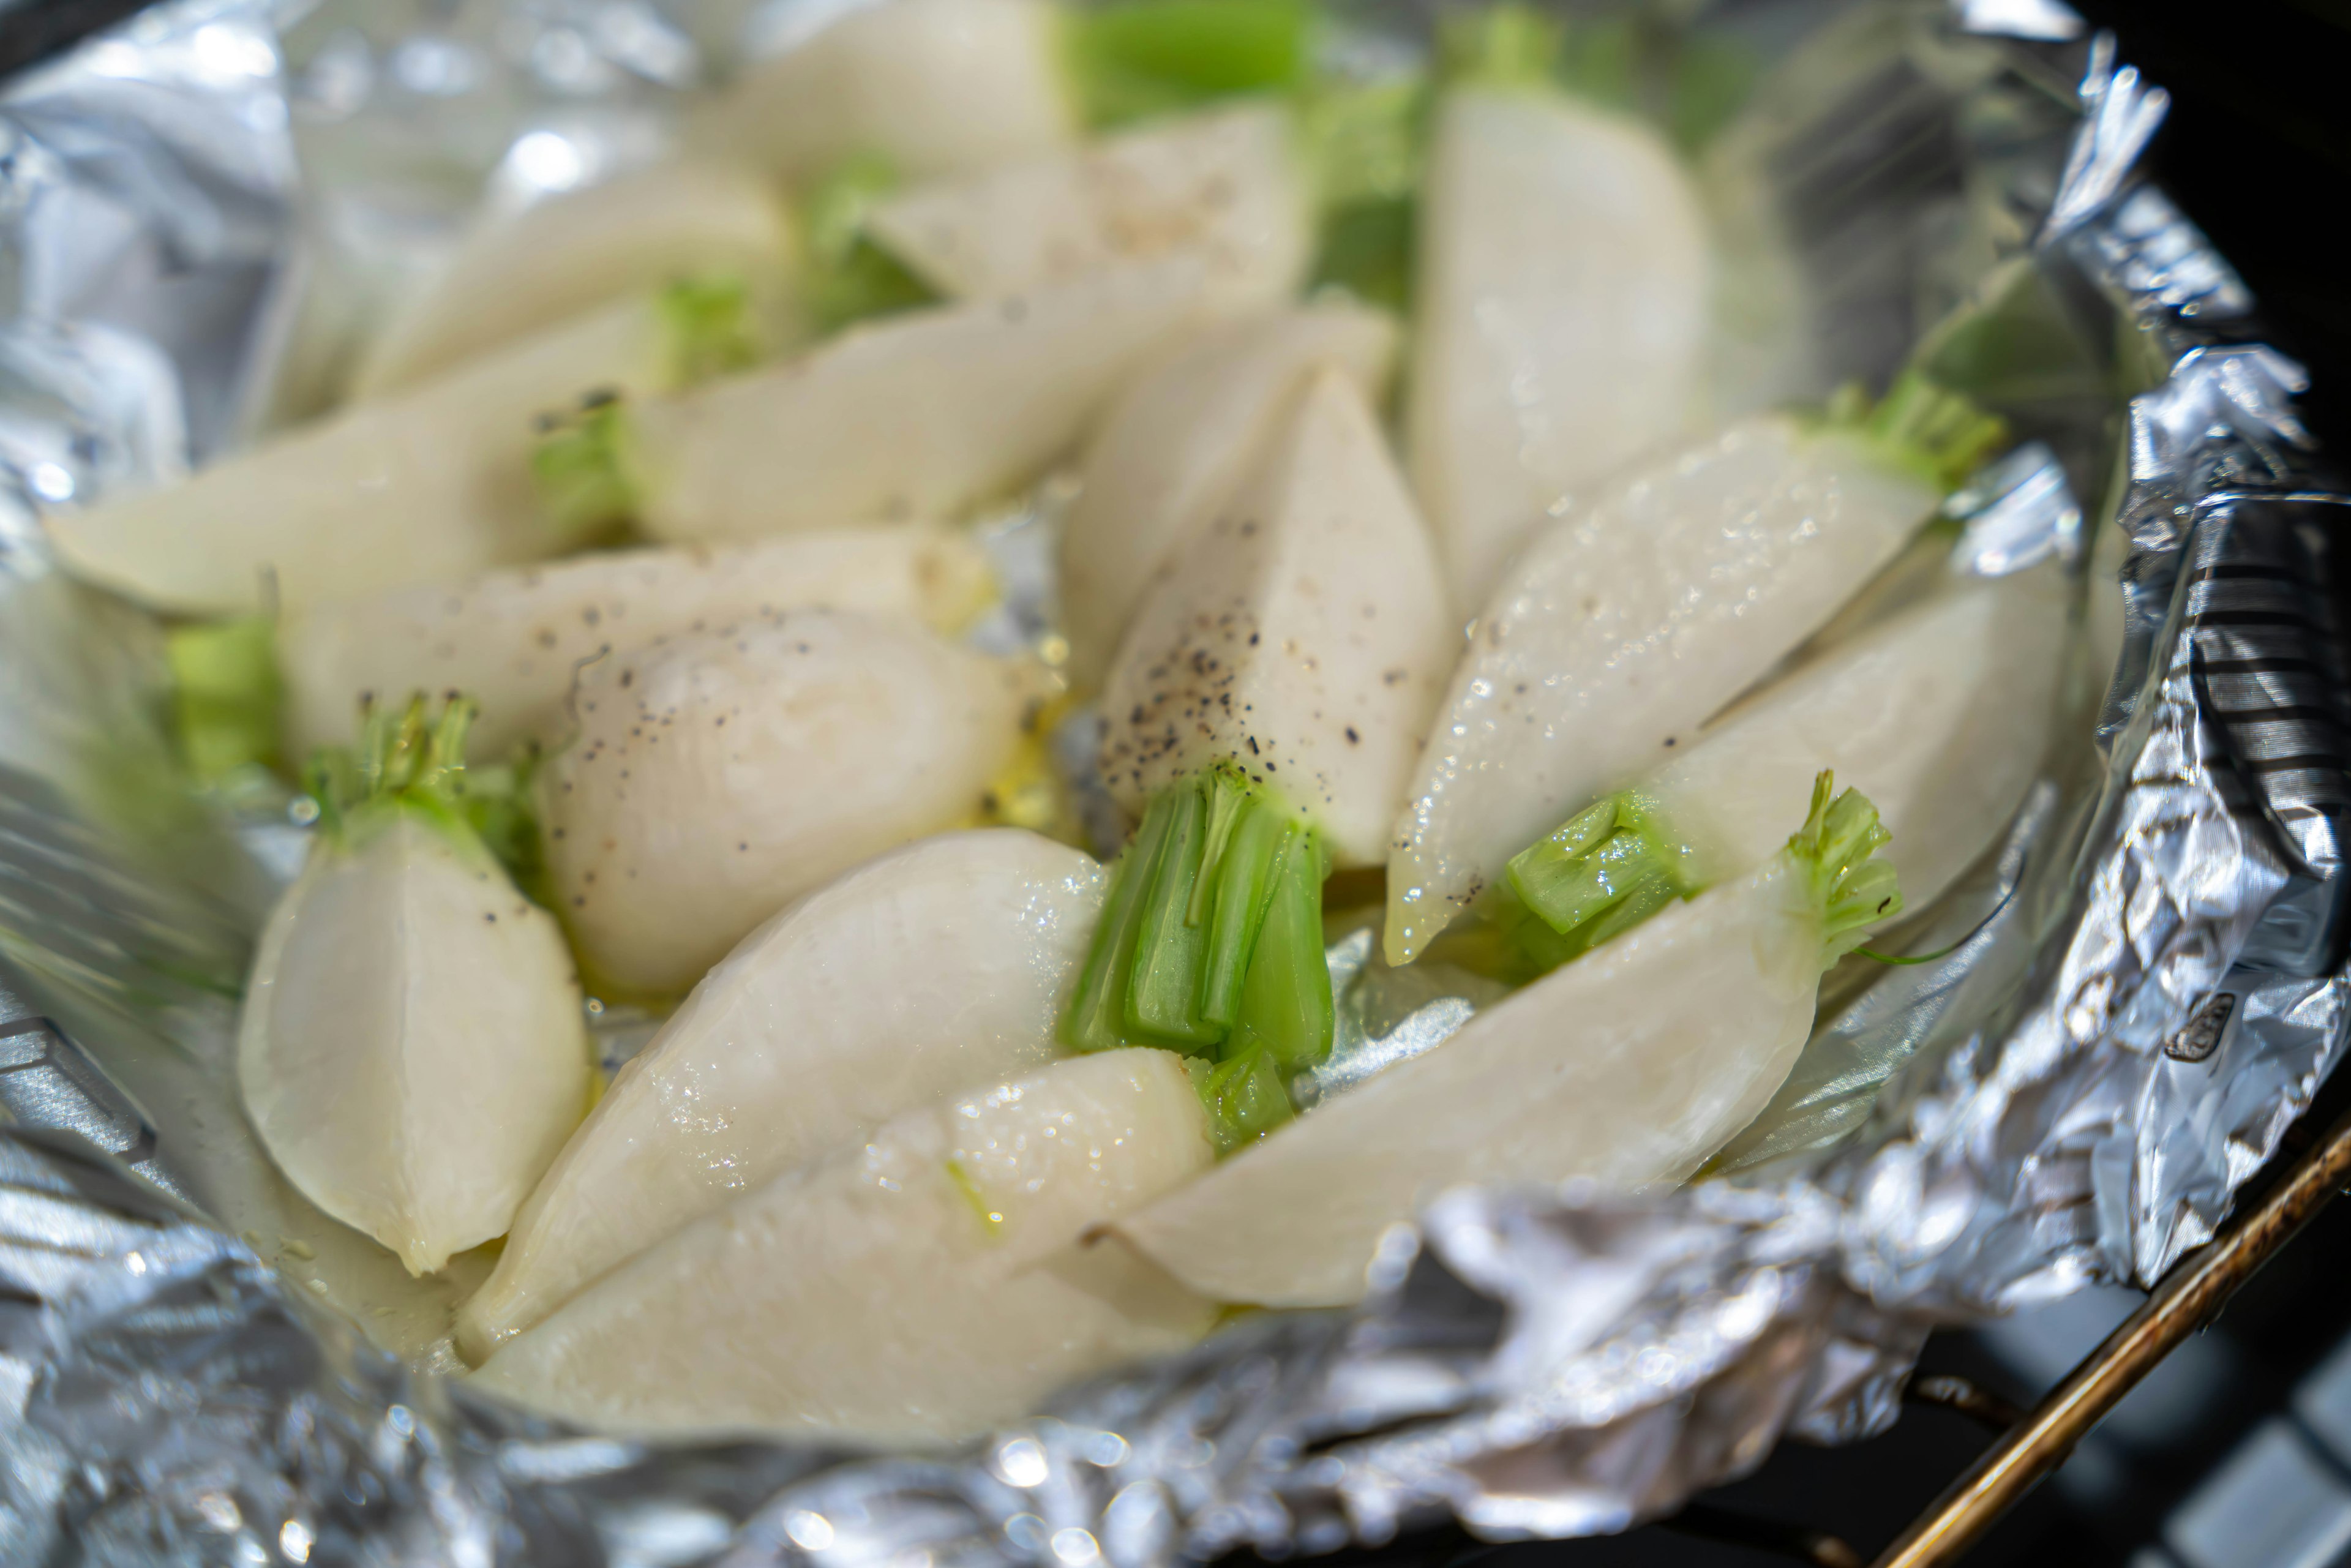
[{"xmin": 1783, "ymin": 771, "xmax": 1905, "ymax": 968}]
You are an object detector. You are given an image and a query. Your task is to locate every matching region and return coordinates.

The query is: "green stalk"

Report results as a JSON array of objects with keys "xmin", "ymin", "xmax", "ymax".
[
  {"xmin": 531, "ymin": 392, "xmax": 639, "ymax": 543},
  {"xmin": 799, "ymin": 152, "xmax": 940, "ymax": 334},
  {"xmin": 1062, "ymin": 0, "xmax": 1317, "ymax": 129},
  {"xmin": 1127, "ymin": 783, "xmax": 1221, "ymax": 1045},
  {"xmin": 1220, "ymin": 825, "xmax": 1333, "ymax": 1071},
  {"xmin": 167, "ymin": 615, "xmax": 282, "ymax": 784},
  {"xmin": 1504, "ymin": 791, "xmax": 1697, "ymax": 962},
  {"xmin": 1191, "ymin": 1044, "xmax": 1295, "ymax": 1154},
  {"xmin": 1436, "ymin": 3, "xmax": 1564, "ymax": 92},
  {"xmin": 1200, "ymin": 794, "xmax": 1287, "ymax": 1026},
  {"xmin": 1817, "ymin": 370, "xmax": 2010, "ymax": 492},
  {"xmin": 656, "ymin": 274, "xmax": 765, "ymax": 387},
  {"xmin": 1783, "ymin": 771, "xmax": 1905, "ymax": 968},
  {"xmin": 303, "ymin": 694, "xmax": 546, "ymax": 898},
  {"xmin": 1061, "ymin": 789, "xmax": 1183, "ymax": 1052}
]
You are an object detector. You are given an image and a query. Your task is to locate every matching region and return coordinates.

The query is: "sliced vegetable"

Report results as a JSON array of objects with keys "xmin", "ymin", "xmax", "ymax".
[
  {"xmin": 277, "ymin": 524, "xmax": 992, "ymax": 763},
  {"xmin": 1120, "ymin": 776, "xmax": 1901, "ymax": 1307},
  {"xmin": 44, "ymin": 287, "xmax": 754, "ymax": 616},
  {"xmin": 1406, "ymin": 80, "xmax": 1713, "ymax": 609},
  {"xmin": 1100, "ymin": 368, "xmax": 1452, "ymax": 868},
  {"xmin": 456, "ymin": 829, "xmax": 1103, "ymax": 1361},
  {"xmin": 688, "ymin": 0, "xmax": 1077, "ymax": 184},
  {"xmin": 1059, "ymin": 300, "xmax": 1396, "ymax": 681},
  {"xmin": 1385, "ymin": 381, "xmax": 2004, "ymax": 964},
  {"xmin": 537, "ymin": 610, "xmax": 1026, "ymax": 996},
  {"xmin": 561, "ymin": 255, "xmax": 1222, "ymax": 544},
  {"xmin": 238, "ymin": 697, "xmax": 590, "ymax": 1276},
  {"xmin": 471, "ymin": 1049, "xmax": 1216, "ymax": 1441},
  {"xmin": 866, "ymin": 101, "xmax": 1311, "ymax": 308},
  {"xmin": 352, "ymin": 160, "xmax": 795, "ymax": 399}
]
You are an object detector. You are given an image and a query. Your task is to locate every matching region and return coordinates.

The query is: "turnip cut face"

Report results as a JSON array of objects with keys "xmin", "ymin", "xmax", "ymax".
[
  {"xmin": 537, "ymin": 610, "xmax": 1027, "ymax": 997},
  {"xmin": 457, "ymin": 830, "xmax": 1103, "ymax": 1362}
]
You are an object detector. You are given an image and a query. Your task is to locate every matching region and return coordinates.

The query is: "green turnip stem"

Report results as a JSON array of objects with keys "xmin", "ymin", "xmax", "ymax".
[
  {"xmin": 1505, "ymin": 792, "xmax": 1697, "ymax": 960},
  {"xmin": 654, "ymin": 274, "xmax": 766, "ymax": 386},
  {"xmin": 1218, "ymin": 824, "xmax": 1332, "ymax": 1071},
  {"xmin": 1790, "ymin": 771, "xmax": 1906, "ymax": 967},
  {"xmin": 1436, "ymin": 3, "xmax": 1563, "ymax": 89},
  {"xmin": 798, "ymin": 153, "xmax": 940, "ymax": 333},
  {"xmin": 1191, "ymin": 1045, "xmax": 1295, "ymax": 1153},
  {"xmin": 1061, "ymin": 0, "xmax": 1316, "ymax": 128},
  {"xmin": 531, "ymin": 395, "xmax": 637, "ymax": 541},
  {"xmin": 1820, "ymin": 370, "xmax": 2008, "ymax": 491},
  {"xmin": 168, "ymin": 615, "xmax": 281, "ymax": 784}
]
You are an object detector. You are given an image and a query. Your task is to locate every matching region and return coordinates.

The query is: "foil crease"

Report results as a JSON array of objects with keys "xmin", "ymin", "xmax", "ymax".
[{"xmin": 6, "ymin": 1, "xmax": 2351, "ymax": 1564}]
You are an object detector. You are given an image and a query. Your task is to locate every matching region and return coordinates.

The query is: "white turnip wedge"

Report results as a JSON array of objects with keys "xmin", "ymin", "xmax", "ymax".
[
  {"xmin": 566, "ymin": 256, "xmax": 1221, "ymax": 544},
  {"xmin": 687, "ymin": 0, "xmax": 1076, "ymax": 184},
  {"xmin": 472, "ymin": 1048, "xmax": 1216, "ymax": 1442},
  {"xmin": 45, "ymin": 284, "xmax": 759, "ymax": 616},
  {"xmin": 352, "ymin": 161, "xmax": 795, "ymax": 399},
  {"xmin": 1099, "ymin": 369, "xmax": 1453, "ymax": 869},
  {"xmin": 239, "ymin": 699, "xmax": 590, "ymax": 1277},
  {"xmin": 867, "ymin": 101, "xmax": 1311, "ymax": 307},
  {"xmin": 279, "ymin": 525, "xmax": 992, "ymax": 762},
  {"xmin": 1059, "ymin": 301, "xmax": 1398, "ymax": 681},
  {"xmin": 1120, "ymin": 778, "xmax": 1901, "ymax": 1308},
  {"xmin": 457, "ymin": 828, "xmax": 1103, "ymax": 1362},
  {"xmin": 1384, "ymin": 379, "xmax": 2006, "ymax": 965},
  {"xmin": 1406, "ymin": 86, "xmax": 1713, "ymax": 609},
  {"xmin": 538, "ymin": 610, "xmax": 1027, "ymax": 996}
]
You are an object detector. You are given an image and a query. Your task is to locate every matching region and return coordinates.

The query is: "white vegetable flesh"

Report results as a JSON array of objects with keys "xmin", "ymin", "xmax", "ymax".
[
  {"xmin": 1644, "ymin": 563, "xmax": 2069, "ymax": 910},
  {"xmin": 539, "ymin": 610, "xmax": 1026, "ymax": 996},
  {"xmin": 1407, "ymin": 87, "xmax": 1712, "ymax": 610},
  {"xmin": 1385, "ymin": 417, "xmax": 1937, "ymax": 964},
  {"xmin": 353, "ymin": 160, "xmax": 795, "ymax": 399},
  {"xmin": 280, "ymin": 525, "xmax": 993, "ymax": 763},
  {"xmin": 472, "ymin": 1048, "xmax": 1215, "ymax": 1441},
  {"xmin": 45, "ymin": 297, "xmax": 675, "ymax": 616},
  {"xmin": 868, "ymin": 101, "xmax": 1310, "ymax": 306},
  {"xmin": 239, "ymin": 812, "xmax": 589, "ymax": 1277},
  {"xmin": 688, "ymin": 0, "xmax": 1074, "ymax": 184},
  {"xmin": 1098, "ymin": 370, "xmax": 1453, "ymax": 868},
  {"xmin": 1121, "ymin": 855, "xmax": 1826, "ymax": 1307},
  {"xmin": 1059, "ymin": 301, "xmax": 1398, "ymax": 681},
  {"xmin": 458, "ymin": 829, "xmax": 1103, "ymax": 1361},
  {"xmin": 630, "ymin": 257, "xmax": 1221, "ymax": 542}
]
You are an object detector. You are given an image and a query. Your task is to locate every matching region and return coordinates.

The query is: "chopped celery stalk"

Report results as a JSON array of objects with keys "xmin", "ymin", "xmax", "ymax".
[
  {"xmin": 1504, "ymin": 790, "xmax": 1695, "ymax": 961},
  {"xmin": 1820, "ymin": 370, "xmax": 2009, "ymax": 492},
  {"xmin": 1062, "ymin": 790, "xmax": 1183, "ymax": 1052},
  {"xmin": 531, "ymin": 394, "xmax": 638, "ymax": 541},
  {"xmin": 1063, "ymin": 0, "xmax": 1315, "ymax": 129},
  {"xmin": 1197, "ymin": 1044, "xmax": 1295, "ymax": 1153},
  {"xmin": 656, "ymin": 274, "xmax": 763, "ymax": 386},
  {"xmin": 798, "ymin": 152, "xmax": 942, "ymax": 334},
  {"xmin": 1436, "ymin": 4, "xmax": 1563, "ymax": 91},
  {"xmin": 1222, "ymin": 828, "xmax": 1333, "ymax": 1071},
  {"xmin": 1127, "ymin": 784, "xmax": 1221, "ymax": 1046},
  {"xmin": 168, "ymin": 615, "xmax": 281, "ymax": 784},
  {"xmin": 1199, "ymin": 798, "xmax": 1287, "ymax": 1026}
]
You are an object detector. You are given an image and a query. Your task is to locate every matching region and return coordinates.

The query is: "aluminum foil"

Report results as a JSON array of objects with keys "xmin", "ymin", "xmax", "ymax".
[{"xmin": 7, "ymin": 0, "xmax": 2350, "ymax": 1563}]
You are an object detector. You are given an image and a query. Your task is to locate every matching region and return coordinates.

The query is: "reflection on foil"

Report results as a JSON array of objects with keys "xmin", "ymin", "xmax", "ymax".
[{"xmin": 4, "ymin": 2, "xmax": 2350, "ymax": 1564}]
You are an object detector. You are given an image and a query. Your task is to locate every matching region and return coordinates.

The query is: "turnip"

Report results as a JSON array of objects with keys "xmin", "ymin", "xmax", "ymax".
[
  {"xmin": 866, "ymin": 100, "xmax": 1310, "ymax": 306},
  {"xmin": 1059, "ymin": 300, "xmax": 1397, "ymax": 681},
  {"xmin": 1407, "ymin": 84, "xmax": 1712, "ymax": 609},
  {"xmin": 1098, "ymin": 369, "xmax": 1452, "ymax": 869},
  {"xmin": 457, "ymin": 829, "xmax": 1103, "ymax": 1361},
  {"xmin": 1384, "ymin": 379, "xmax": 2004, "ymax": 965},
  {"xmin": 45, "ymin": 281, "xmax": 763, "ymax": 617},
  {"xmin": 279, "ymin": 524, "xmax": 992, "ymax": 763},
  {"xmin": 537, "ymin": 610, "xmax": 1028, "ymax": 996},
  {"xmin": 472, "ymin": 1048, "xmax": 1215, "ymax": 1441},
  {"xmin": 352, "ymin": 160, "xmax": 795, "ymax": 399},
  {"xmin": 238, "ymin": 698, "xmax": 590, "ymax": 1277},
  {"xmin": 1120, "ymin": 776, "xmax": 1900, "ymax": 1307},
  {"xmin": 554, "ymin": 256, "xmax": 1221, "ymax": 544}
]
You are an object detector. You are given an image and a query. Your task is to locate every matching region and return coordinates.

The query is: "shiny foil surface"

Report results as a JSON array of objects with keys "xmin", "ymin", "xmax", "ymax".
[{"xmin": 5, "ymin": 0, "xmax": 2347, "ymax": 1562}]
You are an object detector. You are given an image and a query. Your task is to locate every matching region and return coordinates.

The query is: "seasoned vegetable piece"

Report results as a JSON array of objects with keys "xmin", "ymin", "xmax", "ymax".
[
  {"xmin": 1385, "ymin": 381, "xmax": 2003, "ymax": 964},
  {"xmin": 1408, "ymin": 85, "xmax": 1712, "ymax": 608},
  {"xmin": 239, "ymin": 699, "xmax": 590, "ymax": 1277},
  {"xmin": 1099, "ymin": 369, "xmax": 1452, "ymax": 868},
  {"xmin": 279, "ymin": 525, "xmax": 992, "ymax": 762},
  {"xmin": 688, "ymin": 0, "xmax": 1076, "ymax": 184},
  {"xmin": 1121, "ymin": 778, "xmax": 1900, "ymax": 1307},
  {"xmin": 555, "ymin": 257, "xmax": 1220, "ymax": 543},
  {"xmin": 45, "ymin": 285, "xmax": 755, "ymax": 615},
  {"xmin": 472, "ymin": 1049, "xmax": 1216, "ymax": 1441},
  {"xmin": 537, "ymin": 611, "xmax": 1026, "ymax": 996},
  {"xmin": 457, "ymin": 830, "xmax": 1103, "ymax": 1360},
  {"xmin": 867, "ymin": 101, "xmax": 1311, "ymax": 306},
  {"xmin": 1059, "ymin": 301, "xmax": 1397, "ymax": 680},
  {"xmin": 353, "ymin": 161, "xmax": 795, "ymax": 398}
]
